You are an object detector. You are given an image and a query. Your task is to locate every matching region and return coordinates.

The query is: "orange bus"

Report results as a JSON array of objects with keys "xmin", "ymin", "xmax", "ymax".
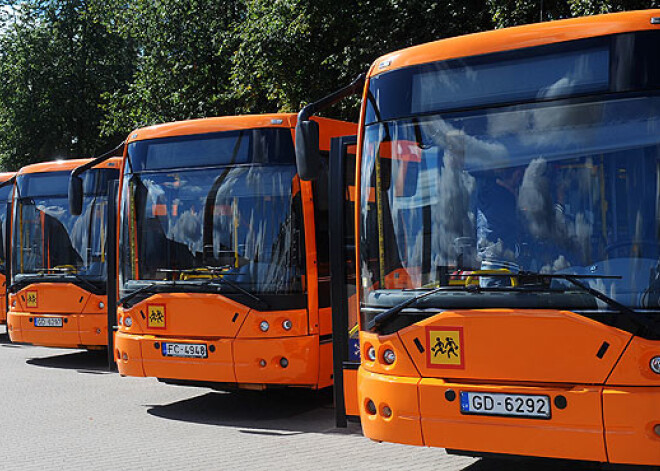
[
  {"xmin": 297, "ymin": 9, "xmax": 660, "ymax": 467},
  {"xmin": 8, "ymin": 159, "xmax": 120, "ymax": 349},
  {"xmin": 0, "ymin": 172, "xmax": 16, "ymax": 324},
  {"xmin": 88, "ymin": 114, "xmax": 356, "ymax": 390}
]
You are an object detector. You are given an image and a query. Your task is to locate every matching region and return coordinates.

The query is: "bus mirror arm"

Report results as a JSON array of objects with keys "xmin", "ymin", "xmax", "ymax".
[
  {"xmin": 295, "ymin": 74, "xmax": 365, "ymax": 181},
  {"xmin": 68, "ymin": 140, "xmax": 125, "ymax": 215}
]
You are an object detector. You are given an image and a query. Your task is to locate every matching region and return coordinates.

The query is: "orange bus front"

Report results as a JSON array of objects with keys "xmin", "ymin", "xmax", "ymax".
[
  {"xmin": 353, "ymin": 11, "xmax": 660, "ymax": 466},
  {"xmin": 114, "ymin": 114, "xmax": 356, "ymax": 389},
  {"xmin": 8, "ymin": 160, "xmax": 119, "ymax": 348}
]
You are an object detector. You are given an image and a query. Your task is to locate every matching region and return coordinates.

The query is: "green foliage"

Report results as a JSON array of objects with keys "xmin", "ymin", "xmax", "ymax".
[
  {"xmin": 99, "ymin": 0, "xmax": 245, "ymax": 137},
  {"xmin": 0, "ymin": 0, "xmax": 135, "ymax": 169},
  {"xmin": 0, "ymin": 0, "xmax": 659, "ymax": 168}
]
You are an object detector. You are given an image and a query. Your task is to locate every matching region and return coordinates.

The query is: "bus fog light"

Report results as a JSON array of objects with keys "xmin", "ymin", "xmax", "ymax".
[
  {"xmin": 122, "ymin": 352, "xmax": 128, "ymax": 361},
  {"xmin": 124, "ymin": 316, "xmax": 133, "ymax": 327},
  {"xmin": 282, "ymin": 319, "xmax": 292, "ymax": 330},
  {"xmin": 259, "ymin": 359, "xmax": 266, "ymax": 367},
  {"xmin": 99, "ymin": 302, "xmax": 105, "ymax": 309},
  {"xmin": 365, "ymin": 399, "xmax": 376, "ymax": 415},
  {"xmin": 650, "ymin": 356, "xmax": 660, "ymax": 374},
  {"xmin": 366, "ymin": 346, "xmax": 376, "ymax": 362},
  {"xmin": 382, "ymin": 349, "xmax": 396, "ymax": 365},
  {"xmin": 259, "ymin": 321, "xmax": 269, "ymax": 332},
  {"xmin": 280, "ymin": 357, "xmax": 289, "ymax": 368},
  {"xmin": 381, "ymin": 405, "xmax": 392, "ymax": 418}
]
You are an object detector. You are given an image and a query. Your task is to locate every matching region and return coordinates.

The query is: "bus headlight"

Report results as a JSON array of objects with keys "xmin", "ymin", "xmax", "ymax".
[
  {"xmin": 282, "ymin": 319, "xmax": 292, "ymax": 330},
  {"xmin": 124, "ymin": 316, "xmax": 133, "ymax": 328},
  {"xmin": 382, "ymin": 349, "xmax": 396, "ymax": 365},
  {"xmin": 650, "ymin": 356, "xmax": 660, "ymax": 374},
  {"xmin": 366, "ymin": 345, "xmax": 376, "ymax": 362},
  {"xmin": 259, "ymin": 321, "xmax": 269, "ymax": 332}
]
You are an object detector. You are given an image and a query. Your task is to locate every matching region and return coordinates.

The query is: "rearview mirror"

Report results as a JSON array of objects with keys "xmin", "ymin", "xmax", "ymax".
[
  {"xmin": 68, "ymin": 174, "xmax": 83, "ymax": 216},
  {"xmin": 295, "ymin": 120, "xmax": 320, "ymax": 181}
]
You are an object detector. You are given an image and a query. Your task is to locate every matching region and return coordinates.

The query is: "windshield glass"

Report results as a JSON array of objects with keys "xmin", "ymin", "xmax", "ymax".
[
  {"xmin": 0, "ymin": 184, "xmax": 12, "ymax": 273},
  {"xmin": 12, "ymin": 168, "xmax": 117, "ymax": 285},
  {"xmin": 360, "ymin": 94, "xmax": 660, "ymax": 314},
  {"xmin": 119, "ymin": 128, "xmax": 304, "ymax": 297}
]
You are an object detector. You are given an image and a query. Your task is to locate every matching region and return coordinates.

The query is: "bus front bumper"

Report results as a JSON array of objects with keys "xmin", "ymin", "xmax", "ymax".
[
  {"xmin": 358, "ymin": 368, "xmax": 660, "ymax": 466},
  {"xmin": 7, "ymin": 311, "xmax": 107, "ymax": 348},
  {"xmin": 115, "ymin": 331, "xmax": 324, "ymax": 388}
]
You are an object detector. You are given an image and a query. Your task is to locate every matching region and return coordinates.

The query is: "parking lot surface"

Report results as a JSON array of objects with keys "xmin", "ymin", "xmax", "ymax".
[{"xmin": 0, "ymin": 328, "xmax": 624, "ymax": 471}]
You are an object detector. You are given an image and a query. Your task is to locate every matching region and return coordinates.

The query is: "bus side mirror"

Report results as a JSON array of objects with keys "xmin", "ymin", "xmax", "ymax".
[
  {"xmin": 69, "ymin": 174, "xmax": 83, "ymax": 216},
  {"xmin": 295, "ymin": 120, "xmax": 320, "ymax": 181}
]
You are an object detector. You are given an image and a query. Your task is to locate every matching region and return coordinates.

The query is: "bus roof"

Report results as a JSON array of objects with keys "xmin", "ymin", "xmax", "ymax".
[
  {"xmin": 370, "ymin": 9, "xmax": 660, "ymax": 77},
  {"xmin": 0, "ymin": 172, "xmax": 15, "ymax": 183},
  {"xmin": 17, "ymin": 158, "xmax": 122, "ymax": 175},
  {"xmin": 126, "ymin": 113, "xmax": 355, "ymax": 143}
]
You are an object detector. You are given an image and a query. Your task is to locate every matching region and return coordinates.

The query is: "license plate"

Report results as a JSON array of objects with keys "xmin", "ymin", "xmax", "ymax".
[
  {"xmin": 460, "ymin": 391, "xmax": 551, "ymax": 419},
  {"xmin": 161, "ymin": 342, "xmax": 207, "ymax": 358},
  {"xmin": 33, "ymin": 317, "xmax": 63, "ymax": 328}
]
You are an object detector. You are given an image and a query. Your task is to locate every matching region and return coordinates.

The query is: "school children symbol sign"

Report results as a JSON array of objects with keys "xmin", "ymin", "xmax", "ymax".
[{"xmin": 426, "ymin": 326, "xmax": 464, "ymax": 369}]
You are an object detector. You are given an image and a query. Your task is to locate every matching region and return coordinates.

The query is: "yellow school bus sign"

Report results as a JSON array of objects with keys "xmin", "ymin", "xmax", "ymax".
[
  {"xmin": 147, "ymin": 304, "xmax": 166, "ymax": 329},
  {"xmin": 426, "ymin": 326, "xmax": 465, "ymax": 369},
  {"xmin": 26, "ymin": 291, "xmax": 38, "ymax": 308}
]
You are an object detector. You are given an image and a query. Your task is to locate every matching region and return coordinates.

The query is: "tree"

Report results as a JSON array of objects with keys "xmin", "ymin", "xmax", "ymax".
[
  {"xmin": 99, "ymin": 0, "xmax": 245, "ymax": 137},
  {"xmin": 231, "ymin": 0, "xmax": 494, "ymax": 121},
  {"xmin": 0, "ymin": 0, "xmax": 136, "ymax": 169}
]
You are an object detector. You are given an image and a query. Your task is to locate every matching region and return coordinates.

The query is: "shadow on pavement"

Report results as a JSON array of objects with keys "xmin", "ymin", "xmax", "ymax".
[
  {"xmin": 147, "ymin": 388, "xmax": 361, "ymax": 435},
  {"xmin": 462, "ymin": 456, "xmax": 645, "ymax": 471},
  {"xmin": 26, "ymin": 350, "xmax": 114, "ymax": 374}
]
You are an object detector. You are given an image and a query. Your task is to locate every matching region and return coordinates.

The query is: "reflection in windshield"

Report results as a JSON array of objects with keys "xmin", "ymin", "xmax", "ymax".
[
  {"xmin": 0, "ymin": 184, "xmax": 12, "ymax": 272},
  {"xmin": 360, "ymin": 95, "xmax": 660, "ymax": 309},
  {"xmin": 12, "ymin": 169, "xmax": 115, "ymax": 284},
  {"xmin": 120, "ymin": 165, "xmax": 303, "ymax": 295}
]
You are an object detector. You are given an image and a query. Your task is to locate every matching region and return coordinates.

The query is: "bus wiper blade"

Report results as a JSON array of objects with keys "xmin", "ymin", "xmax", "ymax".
[
  {"xmin": 368, "ymin": 287, "xmax": 445, "ymax": 331},
  {"xmin": 157, "ymin": 267, "xmax": 269, "ymax": 309},
  {"xmin": 20, "ymin": 267, "xmax": 102, "ymax": 294},
  {"xmin": 118, "ymin": 282, "xmax": 164, "ymax": 307}
]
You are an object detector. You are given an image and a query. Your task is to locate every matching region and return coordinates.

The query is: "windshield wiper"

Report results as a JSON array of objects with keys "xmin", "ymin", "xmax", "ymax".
[
  {"xmin": 18, "ymin": 267, "xmax": 103, "ymax": 294},
  {"xmin": 368, "ymin": 271, "xmax": 657, "ymax": 336},
  {"xmin": 118, "ymin": 281, "xmax": 165, "ymax": 308},
  {"xmin": 157, "ymin": 267, "xmax": 270, "ymax": 310}
]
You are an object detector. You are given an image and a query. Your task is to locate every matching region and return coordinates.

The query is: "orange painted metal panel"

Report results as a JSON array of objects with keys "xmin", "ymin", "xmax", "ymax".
[
  {"xmin": 77, "ymin": 313, "xmax": 108, "ymax": 347},
  {"xmin": 14, "ymin": 284, "xmax": 92, "ymax": 314},
  {"xmin": 17, "ymin": 157, "xmax": 121, "ymax": 175},
  {"xmin": 119, "ymin": 293, "xmax": 250, "ymax": 338},
  {"xmin": 358, "ymin": 368, "xmax": 423, "ymax": 446},
  {"xmin": 233, "ymin": 335, "xmax": 320, "ymax": 386},
  {"xmin": 397, "ymin": 309, "xmax": 631, "ymax": 384},
  {"xmin": 419, "ymin": 379, "xmax": 607, "ymax": 462},
  {"xmin": 343, "ymin": 368, "xmax": 359, "ymax": 417},
  {"xmin": 370, "ymin": 10, "xmax": 660, "ymax": 77},
  {"xmin": 360, "ymin": 330, "xmax": 420, "ymax": 377},
  {"xmin": 114, "ymin": 331, "xmax": 146, "ymax": 377},
  {"xmin": 607, "ymin": 336, "xmax": 660, "ymax": 386},
  {"xmin": 603, "ymin": 387, "xmax": 660, "ymax": 466},
  {"xmin": 140, "ymin": 336, "xmax": 235, "ymax": 383},
  {"xmin": 318, "ymin": 341, "xmax": 334, "ymax": 389},
  {"xmin": 9, "ymin": 311, "xmax": 82, "ymax": 347}
]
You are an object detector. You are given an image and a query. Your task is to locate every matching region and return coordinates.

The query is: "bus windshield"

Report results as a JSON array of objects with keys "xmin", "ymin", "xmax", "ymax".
[
  {"xmin": 119, "ymin": 129, "xmax": 304, "ymax": 298},
  {"xmin": 0, "ymin": 183, "xmax": 12, "ymax": 273},
  {"xmin": 360, "ymin": 94, "xmax": 660, "ymax": 313},
  {"xmin": 12, "ymin": 168, "xmax": 117, "ymax": 288}
]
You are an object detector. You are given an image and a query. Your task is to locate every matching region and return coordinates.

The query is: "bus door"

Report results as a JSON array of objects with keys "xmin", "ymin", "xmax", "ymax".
[{"xmin": 329, "ymin": 135, "xmax": 359, "ymax": 427}]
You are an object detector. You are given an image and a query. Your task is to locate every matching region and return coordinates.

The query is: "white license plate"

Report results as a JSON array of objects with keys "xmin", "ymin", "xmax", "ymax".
[
  {"xmin": 460, "ymin": 391, "xmax": 551, "ymax": 419},
  {"xmin": 161, "ymin": 342, "xmax": 207, "ymax": 358},
  {"xmin": 33, "ymin": 317, "xmax": 63, "ymax": 328}
]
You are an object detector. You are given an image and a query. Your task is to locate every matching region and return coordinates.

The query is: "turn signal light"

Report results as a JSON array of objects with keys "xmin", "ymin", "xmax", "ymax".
[
  {"xmin": 382, "ymin": 349, "xmax": 396, "ymax": 365},
  {"xmin": 366, "ymin": 346, "xmax": 376, "ymax": 362},
  {"xmin": 650, "ymin": 356, "xmax": 660, "ymax": 374}
]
